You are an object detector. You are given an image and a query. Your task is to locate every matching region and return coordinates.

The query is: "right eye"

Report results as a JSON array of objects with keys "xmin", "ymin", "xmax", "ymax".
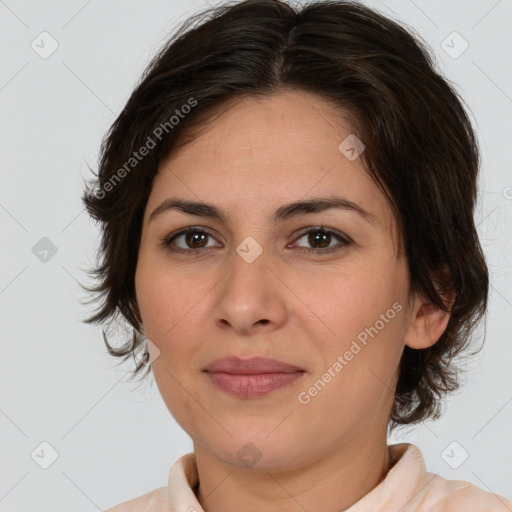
[{"xmin": 159, "ymin": 227, "xmax": 222, "ymax": 254}]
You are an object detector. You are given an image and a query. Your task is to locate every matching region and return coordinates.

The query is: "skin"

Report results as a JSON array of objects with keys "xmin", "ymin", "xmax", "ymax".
[{"xmin": 134, "ymin": 90, "xmax": 452, "ymax": 512}]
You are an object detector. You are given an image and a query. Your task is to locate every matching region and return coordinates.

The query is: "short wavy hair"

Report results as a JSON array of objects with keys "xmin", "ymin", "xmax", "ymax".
[{"xmin": 81, "ymin": 0, "xmax": 488, "ymax": 431}]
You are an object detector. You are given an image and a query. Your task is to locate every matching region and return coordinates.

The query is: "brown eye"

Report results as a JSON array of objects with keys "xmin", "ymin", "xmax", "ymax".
[
  {"xmin": 291, "ymin": 227, "xmax": 351, "ymax": 254},
  {"xmin": 161, "ymin": 227, "xmax": 221, "ymax": 253},
  {"xmin": 183, "ymin": 231, "xmax": 209, "ymax": 249},
  {"xmin": 160, "ymin": 225, "xmax": 351, "ymax": 256}
]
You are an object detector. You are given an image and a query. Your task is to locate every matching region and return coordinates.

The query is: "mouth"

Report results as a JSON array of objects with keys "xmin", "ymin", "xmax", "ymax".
[
  {"xmin": 203, "ymin": 356, "xmax": 305, "ymax": 398},
  {"xmin": 203, "ymin": 355, "xmax": 304, "ymax": 373}
]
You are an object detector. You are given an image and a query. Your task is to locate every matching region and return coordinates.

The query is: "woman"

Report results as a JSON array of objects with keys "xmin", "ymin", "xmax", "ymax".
[{"xmin": 81, "ymin": 0, "xmax": 512, "ymax": 509}]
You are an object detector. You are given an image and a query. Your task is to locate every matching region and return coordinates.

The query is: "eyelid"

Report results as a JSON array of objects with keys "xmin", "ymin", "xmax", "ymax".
[
  {"xmin": 288, "ymin": 226, "xmax": 352, "ymax": 253},
  {"xmin": 160, "ymin": 225, "xmax": 352, "ymax": 254},
  {"xmin": 160, "ymin": 225, "xmax": 221, "ymax": 249},
  {"xmin": 290, "ymin": 225, "xmax": 352, "ymax": 245}
]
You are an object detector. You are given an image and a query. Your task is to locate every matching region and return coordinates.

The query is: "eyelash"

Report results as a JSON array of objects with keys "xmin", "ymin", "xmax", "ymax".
[{"xmin": 159, "ymin": 225, "xmax": 352, "ymax": 256}]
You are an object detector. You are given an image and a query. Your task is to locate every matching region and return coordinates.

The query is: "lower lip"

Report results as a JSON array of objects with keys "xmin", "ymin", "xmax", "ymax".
[{"xmin": 204, "ymin": 371, "xmax": 304, "ymax": 398}]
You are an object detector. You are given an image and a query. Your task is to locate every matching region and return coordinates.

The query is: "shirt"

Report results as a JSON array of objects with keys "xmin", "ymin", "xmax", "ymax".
[{"xmin": 105, "ymin": 443, "xmax": 512, "ymax": 511}]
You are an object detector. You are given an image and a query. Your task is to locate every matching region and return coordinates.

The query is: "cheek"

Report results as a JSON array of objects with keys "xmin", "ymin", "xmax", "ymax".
[
  {"xmin": 299, "ymin": 263, "xmax": 407, "ymax": 387},
  {"xmin": 135, "ymin": 276, "xmax": 170, "ymax": 339},
  {"xmin": 136, "ymin": 265, "xmax": 204, "ymax": 427},
  {"xmin": 135, "ymin": 255, "xmax": 201, "ymax": 341},
  {"xmin": 297, "ymin": 263, "xmax": 403, "ymax": 337},
  {"xmin": 135, "ymin": 262, "xmax": 213, "ymax": 401}
]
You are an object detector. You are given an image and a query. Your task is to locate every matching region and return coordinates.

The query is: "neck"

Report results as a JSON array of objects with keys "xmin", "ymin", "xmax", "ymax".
[{"xmin": 194, "ymin": 431, "xmax": 391, "ymax": 512}]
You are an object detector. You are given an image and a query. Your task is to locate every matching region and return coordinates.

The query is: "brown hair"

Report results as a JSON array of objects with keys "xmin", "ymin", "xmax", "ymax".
[{"xmin": 81, "ymin": 0, "xmax": 488, "ymax": 430}]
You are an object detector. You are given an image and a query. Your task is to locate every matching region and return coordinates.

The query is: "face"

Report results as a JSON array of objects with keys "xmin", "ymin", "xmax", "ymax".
[{"xmin": 135, "ymin": 90, "xmax": 414, "ymax": 471}]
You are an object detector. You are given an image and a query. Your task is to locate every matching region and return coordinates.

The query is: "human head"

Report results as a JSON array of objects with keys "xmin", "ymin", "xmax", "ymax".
[{"xmin": 81, "ymin": 0, "xmax": 488, "ymax": 434}]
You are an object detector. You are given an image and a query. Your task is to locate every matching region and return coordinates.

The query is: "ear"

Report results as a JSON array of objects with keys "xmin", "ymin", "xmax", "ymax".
[{"xmin": 403, "ymin": 267, "xmax": 456, "ymax": 350}]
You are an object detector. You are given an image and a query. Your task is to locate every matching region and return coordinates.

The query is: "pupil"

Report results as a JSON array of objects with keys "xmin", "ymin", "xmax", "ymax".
[
  {"xmin": 183, "ymin": 231, "xmax": 331, "ymax": 250},
  {"xmin": 187, "ymin": 232, "xmax": 207, "ymax": 248},
  {"xmin": 310, "ymin": 231, "xmax": 329, "ymax": 248}
]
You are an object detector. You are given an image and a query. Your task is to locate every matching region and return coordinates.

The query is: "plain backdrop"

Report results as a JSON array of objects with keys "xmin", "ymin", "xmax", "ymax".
[{"xmin": 0, "ymin": 0, "xmax": 511, "ymax": 510}]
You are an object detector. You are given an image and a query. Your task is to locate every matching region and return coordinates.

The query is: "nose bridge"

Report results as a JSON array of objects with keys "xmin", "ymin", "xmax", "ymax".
[
  {"xmin": 225, "ymin": 234, "xmax": 271, "ymax": 293},
  {"xmin": 211, "ymin": 235, "xmax": 287, "ymax": 332}
]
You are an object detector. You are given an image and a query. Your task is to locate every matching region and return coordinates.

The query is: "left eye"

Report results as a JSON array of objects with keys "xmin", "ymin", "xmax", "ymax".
[
  {"xmin": 290, "ymin": 227, "xmax": 351, "ymax": 253},
  {"xmin": 160, "ymin": 226, "xmax": 351, "ymax": 255}
]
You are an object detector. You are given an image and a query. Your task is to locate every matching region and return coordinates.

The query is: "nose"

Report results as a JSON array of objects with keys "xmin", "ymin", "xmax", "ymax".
[{"xmin": 211, "ymin": 245, "xmax": 288, "ymax": 336}]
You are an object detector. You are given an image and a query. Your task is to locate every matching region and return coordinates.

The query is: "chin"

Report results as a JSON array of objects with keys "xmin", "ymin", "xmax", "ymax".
[{"xmin": 199, "ymin": 434, "xmax": 306, "ymax": 472}]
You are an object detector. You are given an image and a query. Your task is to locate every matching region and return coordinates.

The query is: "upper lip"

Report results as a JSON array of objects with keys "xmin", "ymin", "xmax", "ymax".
[{"xmin": 203, "ymin": 356, "xmax": 304, "ymax": 374}]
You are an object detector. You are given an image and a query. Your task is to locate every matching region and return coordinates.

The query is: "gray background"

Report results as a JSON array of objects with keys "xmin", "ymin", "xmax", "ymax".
[{"xmin": 0, "ymin": 0, "xmax": 511, "ymax": 510}]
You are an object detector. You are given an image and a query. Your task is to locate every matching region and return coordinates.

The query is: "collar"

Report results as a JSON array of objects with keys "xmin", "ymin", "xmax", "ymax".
[{"xmin": 166, "ymin": 443, "xmax": 427, "ymax": 511}]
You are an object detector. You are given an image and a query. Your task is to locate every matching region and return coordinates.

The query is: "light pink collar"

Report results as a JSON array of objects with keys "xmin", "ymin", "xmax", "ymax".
[{"xmin": 166, "ymin": 443, "xmax": 428, "ymax": 511}]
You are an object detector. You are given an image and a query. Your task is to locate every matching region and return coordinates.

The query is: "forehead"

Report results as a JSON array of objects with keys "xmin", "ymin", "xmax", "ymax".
[
  {"xmin": 150, "ymin": 90, "xmax": 398, "ymax": 247},
  {"xmin": 170, "ymin": 90, "xmax": 358, "ymax": 168}
]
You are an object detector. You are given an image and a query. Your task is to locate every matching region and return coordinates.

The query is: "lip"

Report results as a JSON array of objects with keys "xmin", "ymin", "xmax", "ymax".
[
  {"xmin": 203, "ymin": 356, "xmax": 304, "ymax": 374},
  {"xmin": 203, "ymin": 356, "xmax": 305, "ymax": 398}
]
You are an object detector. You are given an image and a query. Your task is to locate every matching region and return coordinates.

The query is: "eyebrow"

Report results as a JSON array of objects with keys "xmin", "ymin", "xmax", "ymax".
[{"xmin": 149, "ymin": 196, "xmax": 378, "ymax": 225}]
